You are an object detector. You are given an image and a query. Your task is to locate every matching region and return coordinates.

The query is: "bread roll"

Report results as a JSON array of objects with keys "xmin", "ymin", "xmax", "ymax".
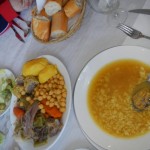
[
  {"xmin": 39, "ymin": 9, "xmax": 49, "ymax": 18},
  {"xmin": 62, "ymin": 0, "xmax": 69, "ymax": 6},
  {"xmin": 44, "ymin": 0, "xmax": 62, "ymax": 16},
  {"xmin": 64, "ymin": 0, "xmax": 82, "ymax": 18},
  {"xmin": 51, "ymin": 10, "xmax": 68, "ymax": 38},
  {"xmin": 32, "ymin": 16, "xmax": 51, "ymax": 41}
]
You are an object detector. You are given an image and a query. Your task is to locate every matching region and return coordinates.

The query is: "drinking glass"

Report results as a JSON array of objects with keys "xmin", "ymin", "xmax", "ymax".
[{"xmin": 88, "ymin": 0, "xmax": 128, "ymax": 26}]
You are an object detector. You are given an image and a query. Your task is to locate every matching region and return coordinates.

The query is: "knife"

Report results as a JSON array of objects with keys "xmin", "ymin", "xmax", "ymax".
[
  {"xmin": 129, "ymin": 9, "xmax": 150, "ymax": 15},
  {"xmin": 11, "ymin": 25, "xmax": 25, "ymax": 43}
]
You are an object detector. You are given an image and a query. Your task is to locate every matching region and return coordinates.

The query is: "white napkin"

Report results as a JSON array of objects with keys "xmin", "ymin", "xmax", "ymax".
[
  {"xmin": 36, "ymin": 0, "xmax": 46, "ymax": 13},
  {"xmin": 123, "ymin": 0, "xmax": 150, "ymax": 49}
]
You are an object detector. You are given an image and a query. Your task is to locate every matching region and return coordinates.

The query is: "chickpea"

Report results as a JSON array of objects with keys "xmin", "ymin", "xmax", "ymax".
[
  {"xmin": 56, "ymin": 103, "xmax": 60, "ymax": 109},
  {"xmin": 53, "ymin": 75, "xmax": 57, "ymax": 78},
  {"xmin": 29, "ymin": 99, "xmax": 34, "ymax": 104},
  {"xmin": 21, "ymin": 91, "xmax": 26, "ymax": 95},
  {"xmin": 35, "ymin": 91, "xmax": 39, "ymax": 96},
  {"xmin": 40, "ymin": 84, "xmax": 44, "ymax": 88},
  {"xmin": 60, "ymin": 98, "xmax": 66, "ymax": 102},
  {"xmin": 52, "ymin": 84, "xmax": 57, "ymax": 88},
  {"xmin": 46, "ymin": 101, "xmax": 50, "ymax": 105},
  {"xmin": 62, "ymin": 92, "xmax": 67, "ymax": 98},
  {"xmin": 58, "ymin": 85, "xmax": 63, "ymax": 89},
  {"xmin": 44, "ymin": 84, "xmax": 48, "ymax": 89},
  {"xmin": 60, "ymin": 107, "xmax": 66, "ymax": 113},
  {"xmin": 59, "ymin": 80, "xmax": 64, "ymax": 85},
  {"xmin": 56, "ymin": 89, "xmax": 61, "ymax": 95},
  {"xmin": 62, "ymin": 88, "xmax": 66, "ymax": 93},
  {"xmin": 17, "ymin": 94, "xmax": 21, "ymax": 99},
  {"xmin": 57, "ymin": 95, "xmax": 61, "ymax": 100},
  {"xmin": 20, "ymin": 102, "xmax": 24, "ymax": 107},
  {"xmin": 38, "ymin": 96, "xmax": 43, "ymax": 101},
  {"xmin": 54, "ymin": 101, "xmax": 58, "ymax": 106},
  {"xmin": 54, "ymin": 78, "xmax": 58, "ymax": 83},
  {"xmin": 42, "ymin": 88, "xmax": 47, "ymax": 92},
  {"xmin": 60, "ymin": 101, "xmax": 66, "ymax": 107},
  {"xmin": 26, "ymin": 96, "xmax": 31, "ymax": 101},
  {"xmin": 49, "ymin": 91, "xmax": 53, "ymax": 95},
  {"xmin": 50, "ymin": 98, "xmax": 55, "ymax": 102},
  {"xmin": 40, "ymin": 91, "xmax": 44, "ymax": 95},
  {"xmin": 57, "ymin": 74, "xmax": 61, "ymax": 79},
  {"xmin": 48, "ymin": 83, "xmax": 52, "ymax": 88},
  {"xmin": 41, "ymin": 108, "xmax": 45, "ymax": 113},
  {"xmin": 34, "ymin": 87, "xmax": 37, "ymax": 91},
  {"xmin": 49, "ymin": 102, "xmax": 54, "ymax": 107},
  {"xmin": 59, "ymin": 76, "xmax": 63, "ymax": 80},
  {"xmin": 51, "ymin": 80, "xmax": 54, "ymax": 84},
  {"xmin": 47, "ymin": 95, "xmax": 51, "ymax": 100},
  {"xmin": 39, "ymin": 104, "xmax": 44, "ymax": 109},
  {"xmin": 42, "ymin": 95, "xmax": 47, "ymax": 99},
  {"xmin": 19, "ymin": 86, "xmax": 24, "ymax": 92}
]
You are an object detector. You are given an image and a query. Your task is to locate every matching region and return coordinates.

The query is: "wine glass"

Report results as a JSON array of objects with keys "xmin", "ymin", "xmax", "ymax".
[{"xmin": 88, "ymin": 0, "xmax": 128, "ymax": 27}]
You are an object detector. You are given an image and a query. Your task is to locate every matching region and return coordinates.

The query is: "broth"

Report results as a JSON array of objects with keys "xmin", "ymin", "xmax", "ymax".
[{"xmin": 88, "ymin": 59, "xmax": 150, "ymax": 138}]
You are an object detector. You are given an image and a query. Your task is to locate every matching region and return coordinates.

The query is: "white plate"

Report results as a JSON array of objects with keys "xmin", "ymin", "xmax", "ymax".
[
  {"xmin": 74, "ymin": 46, "xmax": 150, "ymax": 150},
  {"xmin": 0, "ymin": 69, "xmax": 15, "ymax": 118},
  {"xmin": 81, "ymin": 128, "xmax": 103, "ymax": 150},
  {"xmin": 10, "ymin": 55, "xmax": 72, "ymax": 150}
]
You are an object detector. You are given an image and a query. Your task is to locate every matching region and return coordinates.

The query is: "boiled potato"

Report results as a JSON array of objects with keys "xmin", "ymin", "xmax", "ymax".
[
  {"xmin": 38, "ymin": 64, "xmax": 58, "ymax": 83},
  {"xmin": 22, "ymin": 58, "xmax": 49, "ymax": 76}
]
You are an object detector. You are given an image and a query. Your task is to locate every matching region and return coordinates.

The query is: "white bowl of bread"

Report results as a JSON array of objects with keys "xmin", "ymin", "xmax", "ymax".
[{"xmin": 32, "ymin": 0, "xmax": 86, "ymax": 44}]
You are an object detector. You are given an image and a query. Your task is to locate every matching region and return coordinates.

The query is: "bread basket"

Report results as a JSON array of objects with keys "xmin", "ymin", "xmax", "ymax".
[{"xmin": 31, "ymin": 0, "xmax": 86, "ymax": 44}]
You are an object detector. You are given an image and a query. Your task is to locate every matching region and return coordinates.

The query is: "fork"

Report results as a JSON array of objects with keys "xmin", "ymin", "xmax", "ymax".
[{"xmin": 117, "ymin": 23, "xmax": 150, "ymax": 40}]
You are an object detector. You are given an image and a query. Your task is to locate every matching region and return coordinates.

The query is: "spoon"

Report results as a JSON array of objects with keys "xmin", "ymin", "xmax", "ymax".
[{"xmin": 132, "ymin": 74, "xmax": 150, "ymax": 112}]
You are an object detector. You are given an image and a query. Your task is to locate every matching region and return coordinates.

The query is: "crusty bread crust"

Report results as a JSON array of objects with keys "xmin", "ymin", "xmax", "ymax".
[
  {"xmin": 44, "ymin": 0, "xmax": 62, "ymax": 16},
  {"xmin": 64, "ymin": 0, "xmax": 82, "ymax": 18},
  {"xmin": 32, "ymin": 16, "xmax": 51, "ymax": 41},
  {"xmin": 51, "ymin": 10, "xmax": 68, "ymax": 38},
  {"xmin": 62, "ymin": 0, "xmax": 69, "ymax": 6},
  {"xmin": 39, "ymin": 9, "xmax": 50, "ymax": 18}
]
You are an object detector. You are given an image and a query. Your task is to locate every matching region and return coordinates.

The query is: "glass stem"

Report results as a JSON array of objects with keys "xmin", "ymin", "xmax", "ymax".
[{"xmin": 106, "ymin": 0, "xmax": 111, "ymax": 7}]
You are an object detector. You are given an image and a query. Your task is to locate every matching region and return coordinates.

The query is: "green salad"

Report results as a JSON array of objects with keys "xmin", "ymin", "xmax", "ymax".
[{"xmin": 0, "ymin": 77, "xmax": 14, "ymax": 111}]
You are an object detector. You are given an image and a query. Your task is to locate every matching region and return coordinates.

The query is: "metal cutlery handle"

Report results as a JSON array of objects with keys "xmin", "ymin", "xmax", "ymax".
[
  {"xmin": 142, "ymin": 35, "xmax": 150, "ymax": 40},
  {"xmin": 11, "ymin": 25, "xmax": 25, "ymax": 43}
]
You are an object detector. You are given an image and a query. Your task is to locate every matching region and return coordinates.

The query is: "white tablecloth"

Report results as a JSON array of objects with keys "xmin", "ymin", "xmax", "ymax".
[{"xmin": 0, "ymin": 0, "xmax": 148, "ymax": 149}]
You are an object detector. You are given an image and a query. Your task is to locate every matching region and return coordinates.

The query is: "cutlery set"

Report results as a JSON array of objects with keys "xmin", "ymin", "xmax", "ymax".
[
  {"xmin": 117, "ymin": 23, "xmax": 150, "ymax": 40},
  {"xmin": 11, "ymin": 16, "xmax": 31, "ymax": 43},
  {"xmin": 117, "ymin": 9, "xmax": 150, "ymax": 40},
  {"xmin": 11, "ymin": 25, "xmax": 25, "ymax": 43}
]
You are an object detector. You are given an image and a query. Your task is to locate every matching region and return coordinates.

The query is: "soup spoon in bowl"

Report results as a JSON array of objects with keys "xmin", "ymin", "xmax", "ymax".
[{"xmin": 132, "ymin": 74, "xmax": 150, "ymax": 112}]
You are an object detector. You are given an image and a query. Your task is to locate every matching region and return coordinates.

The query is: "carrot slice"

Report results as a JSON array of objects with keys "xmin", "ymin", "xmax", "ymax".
[
  {"xmin": 46, "ymin": 106, "xmax": 62, "ymax": 118},
  {"xmin": 13, "ymin": 107, "xmax": 25, "ymax": 119},
  {"xmin": 41, "ymin": 99, "xmax": 47, "ymax": 105},
  {"xmin": 40, "ymin": 99, "xmax": 62, "ymax": 118}
]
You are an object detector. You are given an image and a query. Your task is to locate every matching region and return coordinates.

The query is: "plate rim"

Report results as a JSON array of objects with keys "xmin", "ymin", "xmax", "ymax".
[{"xmin": 73, "ymin": 45, "xmax": 150, "ymax": 150}]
